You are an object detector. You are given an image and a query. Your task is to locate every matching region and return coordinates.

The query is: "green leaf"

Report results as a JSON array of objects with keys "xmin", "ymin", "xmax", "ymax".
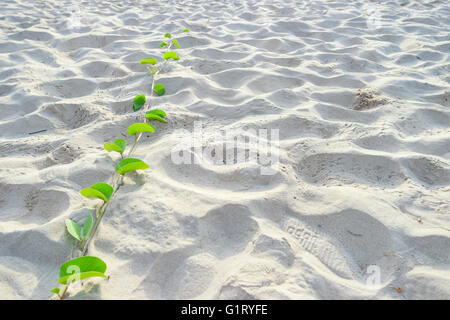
[
  {"xmin": 58, "ymin": 256, "xmax": 107, "ymax": 285},
  {"xmin": 160, "ymin": 41, "xmax": 168, "ymax": 47},
  {"xmin": 164, "ymin": 33, "xmax": 171, "ymax": 39},
  {"xmin": 116, "ymin": 158, "xmax": 150, "ymax": 175},
  {"xmin": 173, "ymin": 39, "xmax": 181, "ymax": 49},
  {"xmin": 154, "ymin": 83, "xmax": 165, "ymax": 96},
  {"xmin": 127, "ymin": 123, "xmax": 155, "ymax": 135},
  {"xmin": 80, "ymin": 182, "xmax": 114, "ymax": 202},
  {"xmin": 51, "ymin": 288, "xmax": 60, "ymax": 294},
  {"xmin": 114, "ymin": 139, "xmax": 127, "ymax": 153},
  {"xmin": 65, "ymin": 219, "xmax": 82, "ymax": 242},
  {"xmin": 104, "ymin": 139, "xmax": 126, "ymax": 154},
  {"xmin": 146, "ymin": 113, "xmax": 167, "ymax": 123},
  {"xmin": 133, "ymin": 94, "xmax": 146, "ymax": 112},
  {"xmin": 183, "ymin": 29, "xmax": 190, "ymax": 32},
  {"xmin": 91, "ymin": 183, "xmax": 114, "ymax": 199},
  {"xmin": 104, "ymin": 142, "xmax": 121, "ymax": 153},
  {"xmin": 140, "ymin": 57, "xmax": 157, "ymax": 65},
  {"xmin": 80, "ymin": 188, "xmax": 106, "ymax": 202},
  {"xmin": 147, "ymin": 109, "xmax": 167, "ymax": 118},
  {"xmin": 59, "ymin": 256, "xmax": 107, "ymax": 278},
  {"xmin": 163, "ymin": 51, "xmax": 179, "ymax": 60},
  {"xmin": 82, "ymin": 214, "xmax": 93, "ymax": 240}
]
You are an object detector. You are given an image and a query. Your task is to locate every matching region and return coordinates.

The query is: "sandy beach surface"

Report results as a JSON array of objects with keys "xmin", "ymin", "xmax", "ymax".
[{"xmin": 0, "ymin": 0, "xmax": 449, "ymax": 299}]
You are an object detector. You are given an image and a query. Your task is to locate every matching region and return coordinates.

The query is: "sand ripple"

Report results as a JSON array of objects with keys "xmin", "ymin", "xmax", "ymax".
[{"xmin": 0, "ymin": 0, "xmax": 449, "ymax": 299}]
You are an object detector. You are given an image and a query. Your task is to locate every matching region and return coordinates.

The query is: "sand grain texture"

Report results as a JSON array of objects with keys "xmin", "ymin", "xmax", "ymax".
[{"xmin": 0, "ymin": 0, "xmax": 449, "ymax": 299}]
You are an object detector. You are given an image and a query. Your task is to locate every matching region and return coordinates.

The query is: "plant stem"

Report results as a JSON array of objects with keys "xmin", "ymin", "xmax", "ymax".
[
  {"xmin": 59, "ymin": 284, "xmax": 69, "ymax": 300},
  {"xmin": 127, "ymin": 68, "xmax": 158, "ymax": 157},
  {"xmin": 128, "ymin": 135, "xmax": 139, "ymax": 157}
]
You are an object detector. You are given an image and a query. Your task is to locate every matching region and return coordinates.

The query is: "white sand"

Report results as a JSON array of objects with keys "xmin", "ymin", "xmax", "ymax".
[{"xmin": 0, "ymin": 0, "xmax": 449, "ymax": 299}]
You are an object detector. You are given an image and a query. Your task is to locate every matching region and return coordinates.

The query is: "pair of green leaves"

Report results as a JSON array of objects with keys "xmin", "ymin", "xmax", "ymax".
[
  {"xmin": 116, "ymin": 158, "xmax": 149, "ymax": 175},
  {"xmin": 127, "ymin": 114, "xmax": 167, "ymax": 134},
  {"xmin": 132, "ymin": 86, "xmax": 164, "ymax": 112},
  {"xmin": 165, "ymin": 29, "xmax": 189, "ymax": 38},
  {"xmin": 127, "ymin": 110, "xmax": 167, "ymax": 135},
  {"xmin": 104, "ymin": 139, "xmax": 126, "ymax": 155},
  {"xmin": 161, "ymin": 39, "xmax": 180, "ymax": 48},
  {"xmin": 116, "ymin": 110, "xmax": 167, "ymax": 175},
  {"xmin": 57, "ymin": 256, "xmax": 107, "ymax": 285},
  {"xmin": 121, "ymin": 124, "xmax": 151, "ymax": 175},
  {"xmin": 81, "ymin": 183, "xmax": 114, "ymax": 203},
  {"xmin": 145, "ymin": 109, "xmax": 167, "ymax": 122},
  {"xmin": 169, "ymin": 29, "xmax": 189, "ymax": 48},
  {"xmin": 139, "ymin": 59, "xmax": 158, "ymax": 79},
  {"xmin": 65, "ymin": 214, "xmax": 93, "ymax": 242}
]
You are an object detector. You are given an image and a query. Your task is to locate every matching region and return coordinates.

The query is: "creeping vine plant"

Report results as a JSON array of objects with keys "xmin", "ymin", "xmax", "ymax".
[{"xmin": 52, "ymin": 29, "xmax": 189, "ymax": 299}]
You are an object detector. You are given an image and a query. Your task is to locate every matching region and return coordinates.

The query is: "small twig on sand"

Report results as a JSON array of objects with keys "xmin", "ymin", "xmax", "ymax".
[{"xmin": 28, "ymin": 129, "xmax": 47, "ymax": 135}]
